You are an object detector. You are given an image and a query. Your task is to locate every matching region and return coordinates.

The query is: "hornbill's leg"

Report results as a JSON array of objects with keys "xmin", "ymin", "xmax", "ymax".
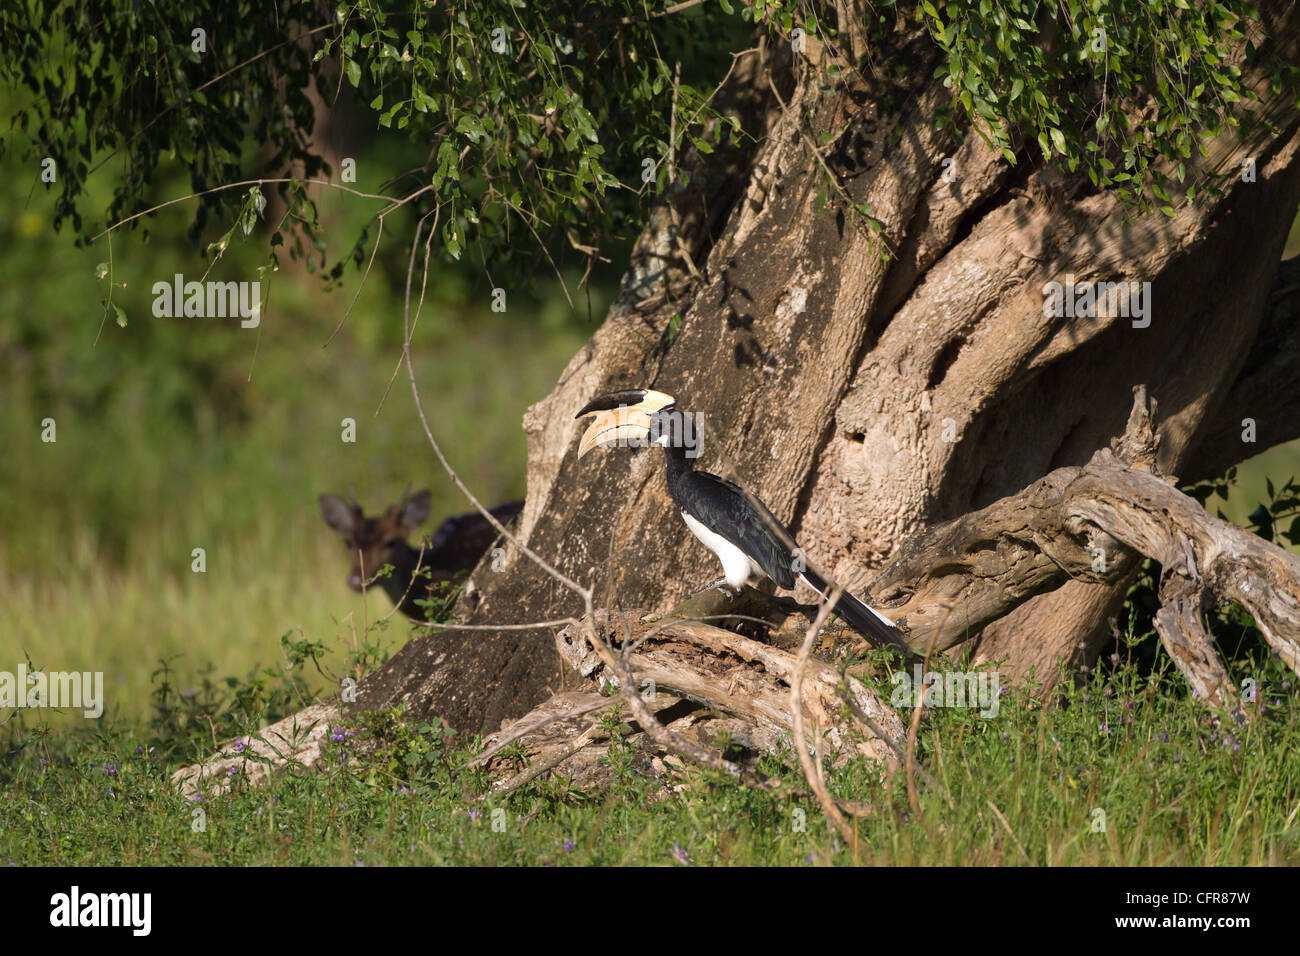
[{"xmin": 688, "ymin": 576, "xmax": 738, "ymax": 599}]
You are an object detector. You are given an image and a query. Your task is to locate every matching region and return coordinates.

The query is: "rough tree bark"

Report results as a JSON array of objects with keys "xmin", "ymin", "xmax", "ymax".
[{"xmin": 354, "ymin": 2, "xmax": 1300, "ymax": 736}]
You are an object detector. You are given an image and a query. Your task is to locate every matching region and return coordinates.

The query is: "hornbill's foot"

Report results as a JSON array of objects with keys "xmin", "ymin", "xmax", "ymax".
[{"xmin": 689, "ymin": 576, "xmax": 738, "ymax": 599}]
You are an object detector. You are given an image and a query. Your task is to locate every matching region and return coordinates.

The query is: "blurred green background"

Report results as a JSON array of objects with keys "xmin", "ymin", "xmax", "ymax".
[
  {"xmin": 0, "ymin": 108, "xmax": 605, "ymax": 720},
  {"xmin": 2, "ymin": 100, "xmax": 1299, "ymax": 726}
]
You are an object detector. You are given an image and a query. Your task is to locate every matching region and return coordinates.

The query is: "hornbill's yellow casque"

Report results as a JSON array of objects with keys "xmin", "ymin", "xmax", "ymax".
[{"xmin": 575, "ymin": 389, "xmax": 910, "ymax": 656}]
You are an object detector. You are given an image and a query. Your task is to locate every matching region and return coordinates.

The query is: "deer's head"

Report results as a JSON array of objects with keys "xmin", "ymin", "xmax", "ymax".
[{"xmin": 318, "ymin": 489, "xmax": 432, "ymax": 593}]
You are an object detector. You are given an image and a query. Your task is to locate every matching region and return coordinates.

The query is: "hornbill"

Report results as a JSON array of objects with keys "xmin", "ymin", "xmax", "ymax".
[{"xmin": 575, "ymin": 389, "xmax": 910, "ymax": 656}]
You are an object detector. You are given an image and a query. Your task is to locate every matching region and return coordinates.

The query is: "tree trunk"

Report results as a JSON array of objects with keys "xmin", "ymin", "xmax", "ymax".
[{"xmin": 355, "ymin": 3, "xmax": 1300, "ymax": 735}]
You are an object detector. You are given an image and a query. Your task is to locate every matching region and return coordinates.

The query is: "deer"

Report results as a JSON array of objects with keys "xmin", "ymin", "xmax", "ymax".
[{"xmin": 318, "ymin": 488, "xmax": 524, "ymax": 621}]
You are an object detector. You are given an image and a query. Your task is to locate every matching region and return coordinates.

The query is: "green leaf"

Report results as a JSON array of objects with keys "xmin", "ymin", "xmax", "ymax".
[
  {"xmin": 455, "ymin": 114, "xmax": 487, "ymax": 142},
  {"xmin": 345, "ymin": 58, "xmax": 361, "ymax": 87},
  {"xmin": 1286, "ymin": 516, "xmax": 1300, "ymax": 545}
]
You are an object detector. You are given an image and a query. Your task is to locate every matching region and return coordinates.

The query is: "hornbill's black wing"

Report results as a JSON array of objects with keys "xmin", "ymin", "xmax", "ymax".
[
  {"xmin": 682, "ymin": 470, "xmax": 799, "ymax": 588},
  {"xmin": 686, "ymin": 473, "xmax": 912, "ymax": 658}
]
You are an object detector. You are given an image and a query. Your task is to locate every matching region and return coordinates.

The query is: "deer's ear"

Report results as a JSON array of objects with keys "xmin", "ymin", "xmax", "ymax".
[
  {"xmin": 400, "ymin": 489, "xmax": 433, "ymax": 531},
  {"xmin": 319, "ymin": 494, "xmax": 356, "ymax": 534}
]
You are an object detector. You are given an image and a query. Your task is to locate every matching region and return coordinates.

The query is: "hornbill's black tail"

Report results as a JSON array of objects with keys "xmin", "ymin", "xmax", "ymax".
[{"xmin": 799, "ymin": 569, "xmax": 912, "ymax": 658}]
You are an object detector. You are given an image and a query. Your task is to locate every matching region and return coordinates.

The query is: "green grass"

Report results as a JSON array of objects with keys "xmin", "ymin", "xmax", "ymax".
[{"xmin": 2, "ymin": 637, "xmax": 1296, "ymax": 866}]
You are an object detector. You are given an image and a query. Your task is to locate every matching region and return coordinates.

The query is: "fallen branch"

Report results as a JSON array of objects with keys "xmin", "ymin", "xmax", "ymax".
[
  {"xmin": 868, "ymin": 389, "xmax": 1300, "ymax": 709},
  {"xmin": 555, "ymin": 609, "xmax": 907, "ymax": 768},
  {"xmin": 791, "ymin": 585, "xmax": 856, "ymax": 844},
  {"xmin": 171, "ymin": 700, "xmax": 338, "ymax": 799}
]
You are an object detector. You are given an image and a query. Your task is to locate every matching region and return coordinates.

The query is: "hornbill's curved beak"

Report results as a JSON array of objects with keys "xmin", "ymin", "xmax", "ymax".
[{"xmin": 574, "ymin": 388, "xmax": 676, "ymax": 458}]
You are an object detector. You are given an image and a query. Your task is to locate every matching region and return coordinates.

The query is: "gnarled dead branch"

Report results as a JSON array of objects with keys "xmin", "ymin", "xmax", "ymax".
[{"xmin": 871, "ymin": 391, "xmax": 1300, "ymax": 709}]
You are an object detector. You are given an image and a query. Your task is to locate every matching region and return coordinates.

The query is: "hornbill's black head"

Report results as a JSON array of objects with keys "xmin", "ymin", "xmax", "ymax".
[{"xmin": 574, "ymin": 388, "xmax": 677, "ymax": 458}]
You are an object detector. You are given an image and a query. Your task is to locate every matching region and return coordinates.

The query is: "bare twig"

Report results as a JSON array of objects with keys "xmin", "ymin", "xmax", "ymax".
[
  {"xmin": 90, "ymin": 178, "xmax": 422, "ymax": 242},
  {"xmin": 905, "ymin": 654, "xmax": 927, "ymax": 819},
  {"xmin": 791, "ymin": 584, "xmax": 856, "ymax": 844},
  {"xmin": 398, "ymin": 211, "xmax": 592, "ymax": 605}
]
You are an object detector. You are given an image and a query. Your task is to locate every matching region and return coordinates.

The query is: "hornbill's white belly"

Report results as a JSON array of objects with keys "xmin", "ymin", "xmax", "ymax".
[{"xmin": 680, "ymin": 510, "xmax": 759, "ymax": 592}]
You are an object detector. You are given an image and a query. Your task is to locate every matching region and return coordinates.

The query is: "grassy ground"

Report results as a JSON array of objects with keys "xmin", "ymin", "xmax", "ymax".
[{"xmin": 2, "ymin": 632, "xmax": 1296, "ymax": 866}]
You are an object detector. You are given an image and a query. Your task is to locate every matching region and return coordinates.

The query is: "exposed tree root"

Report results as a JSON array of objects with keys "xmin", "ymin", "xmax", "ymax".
[{"xmin": 171, "ymin": 701, "xmax": 339, "ymax": 800}]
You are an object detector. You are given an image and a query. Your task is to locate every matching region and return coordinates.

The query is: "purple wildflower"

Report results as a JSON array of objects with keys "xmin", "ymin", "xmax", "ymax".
[{"xmin": 671, "ymin": 843, "xmax": 688, "ymax": 864}]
